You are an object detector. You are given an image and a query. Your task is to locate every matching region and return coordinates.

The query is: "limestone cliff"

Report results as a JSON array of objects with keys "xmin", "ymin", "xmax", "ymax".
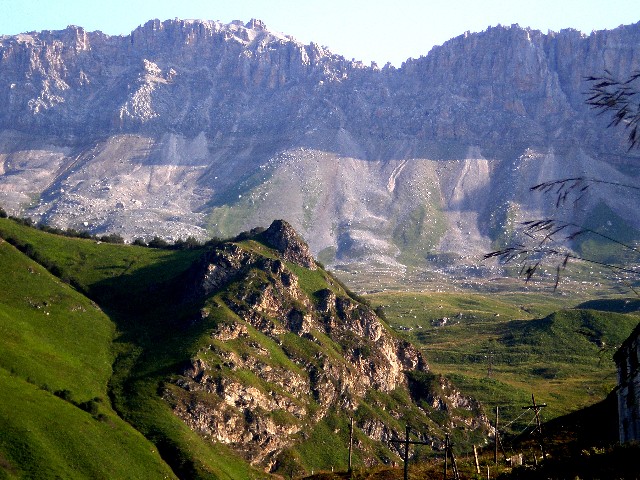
[{"xmin": 0, "ymin": 19, "xmax": 638, "ymax": 276}]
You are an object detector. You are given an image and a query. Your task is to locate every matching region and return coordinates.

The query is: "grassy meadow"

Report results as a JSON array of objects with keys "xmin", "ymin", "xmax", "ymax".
[
  {"xmin": 0, "ymin": 218, "xmax": 264, "ymax": 479},
  {"xmin": 0, "ymin": 232, "xmax": 177, "ymax": 479},
  {"xmin": 367, "ymin": 290, "xmax": 639, "ymax": 433}
]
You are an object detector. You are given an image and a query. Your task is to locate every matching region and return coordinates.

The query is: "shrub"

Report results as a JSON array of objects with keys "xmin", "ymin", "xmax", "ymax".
[
  {"xmin": 374, "ymin": 305, "xmax": 387, "ymax": 321},
  {"xmin": 78, "ymin": 399, "xmax": 100, "ymax": 416},
  {"xmin": 54, "ymin": 389, "xmax": 73, "ymax": 402},
  {"xmin": 99, "ymin": 233, "xmax": 125, "ymax": 244},
  {"xmin": 132, "ymin": 238, "xmax": 147, "ymax": 247},
  {"xmin": 204, "ymin": 237, "xmax": 224, "ymax": 248},
  {"xmin": 172, "ymin": 236, "xmax": 202, "ymax": 250},
  {"xmin": 10, "ymin": 216, "xmax": 33, "ymax": 227},
  {"xmin": 148, "ymin": 236, "xmax": 169, "ymax": 249},
  {"xmin": 38, "ymin": 224, "xmax": 65, "ymax": 235}
]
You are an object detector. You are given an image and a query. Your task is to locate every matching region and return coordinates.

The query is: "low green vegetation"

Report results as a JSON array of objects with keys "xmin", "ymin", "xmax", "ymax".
[
  {"xmin": 0, "ymin": 241, "xmax": 113, "ymax": 398},
  {"xmin": 0, "ymin": 233, "xmax": 176, "ymax": 479},
  {"xmin": 392, "ymin": 202, "xmax": 447, "ymax": 265},
  {"xmin": 0, "ymin": 218, "xmax": 264, "ymax": 479},
  {"xmin": 368, "ymin": 290, "xmax": 639, "ymax": 431},
  {"xmin": 0, "ymin": 368, "xmax": 174, "ymax": 480},
  {"xmin": 2, "ymin": 217, "xmax": 442, "ymax": 477},
  {"xmin": 576, "ymin": 201, "xmax": 640, "ymax": 265}
]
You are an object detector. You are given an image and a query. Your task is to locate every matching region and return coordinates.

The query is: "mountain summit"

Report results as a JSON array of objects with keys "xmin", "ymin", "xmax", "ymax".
[{"xmin": 0, "ymin": 19, "xmax": 639, "ymax": 276}]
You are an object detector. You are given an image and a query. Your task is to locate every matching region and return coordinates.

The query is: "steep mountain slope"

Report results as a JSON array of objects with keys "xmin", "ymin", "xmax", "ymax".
[
  {"xmin": 0, "ymin": 217, "xmax": 490, "ymax": 477},
  {"xmin": 0, "ymin": 19, "xmax": 639, "ymax": 275},
  {"xmin": 0, "ymin": 232, "xmax": 177, "ymax": 478}
]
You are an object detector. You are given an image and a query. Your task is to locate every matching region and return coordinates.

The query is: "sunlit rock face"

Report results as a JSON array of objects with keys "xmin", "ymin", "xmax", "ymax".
[
  {"xmin": 166, "ymin": 220, "xmax": 486, "ymax": 470},
  {"xmin": 0, "ymin": 19, "xmax": 639, "ymax": 273}
]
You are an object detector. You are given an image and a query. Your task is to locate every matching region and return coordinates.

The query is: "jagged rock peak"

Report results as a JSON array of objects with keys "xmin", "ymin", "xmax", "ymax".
[
  {"xmin": 244, "ymin": 18, "xmax": 267, "ymax": 31},
  {"xmin": 261, "ymin": 220, "xmax": 317, "ymax": 270},
  {"xmin": 129, "ymin": 17, "xmax": 289, "ymax": 46}
]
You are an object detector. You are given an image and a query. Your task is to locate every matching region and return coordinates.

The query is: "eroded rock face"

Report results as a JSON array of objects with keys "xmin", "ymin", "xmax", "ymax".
[
  {"xmin": 0, "ymin": 20, "xmax": 638, "ymax": 273},
  {"xmin": 165, "ymin": 223, "xmax": 487, "ymax": 468},
  {"xmin": 198, "ymin": 243, "xmax": 256, "ymax": 296}
]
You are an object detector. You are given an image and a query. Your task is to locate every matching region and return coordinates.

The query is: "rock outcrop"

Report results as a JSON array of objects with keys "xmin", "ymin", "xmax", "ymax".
[
  {"xmin": 164, "ymin": 220, "xmax": 486, "ymax": 469},
  {"xmin": 260, "ymin": 219, "xmax": 316, "ymax": 269}
]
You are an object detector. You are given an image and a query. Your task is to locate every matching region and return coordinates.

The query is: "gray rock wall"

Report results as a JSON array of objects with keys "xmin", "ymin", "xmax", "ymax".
[{"xmin": 1, "ymin": 19, "xmax": 639, "ymax": 271}]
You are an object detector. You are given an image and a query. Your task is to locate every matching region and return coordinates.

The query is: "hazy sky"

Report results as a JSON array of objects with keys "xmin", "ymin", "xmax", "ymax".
[{"xmin": 1, "ymin": 0, "xmax": 639, "ymax": 66}]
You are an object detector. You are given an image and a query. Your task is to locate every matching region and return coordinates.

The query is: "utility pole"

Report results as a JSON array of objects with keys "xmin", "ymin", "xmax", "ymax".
[
  {"xmin": 443, "ymin": 434, "xmax": 448, "ymax": 480},
  {"xmin": 494, "ymin": 406, "xmax": 499, "ymax": 465},
  {"xmin": 390, "ymin": 425, "xmax": 431, "ymax": 480},
  {"xmin": 473, "ymin": 445, "xmax": 480, "ymax": 474},
  {"xmin": 522, "ymin": 394, "xmax": 547, "ymax": 460},
  {"xmin": 404, "ymin": 425, "xmax": 410, "ymax": 480},
  {"xmin": 450, "ymin": 444, "xmax": 460, "ymax": 480},
  {"xmin": 443, "ymin": 433, "xmax": 460, "ymax": 480},
  {"xmin": 348, "ymin": 417, "xmax": 354, "ymax": 473}
]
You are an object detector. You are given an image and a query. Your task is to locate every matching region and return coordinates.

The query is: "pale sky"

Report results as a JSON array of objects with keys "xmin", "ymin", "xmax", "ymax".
[{"xmin": 1, "ymin": 0, "xmax": 639, "ymax": 66}]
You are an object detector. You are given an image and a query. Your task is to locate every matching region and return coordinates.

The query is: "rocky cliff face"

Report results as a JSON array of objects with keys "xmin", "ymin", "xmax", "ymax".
[
  {"xmin": 163, "ymin": 220, "xmax": 487, "ymax": 470},
  {"xmin": 0, "ymin": 19, "xmax": 638, "ymax": 276}
]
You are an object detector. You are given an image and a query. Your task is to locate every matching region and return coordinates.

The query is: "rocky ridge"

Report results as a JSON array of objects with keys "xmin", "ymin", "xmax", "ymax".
[
  {"xmin": 163, "ymin": 220, "xmax": 488, "ymax": 470},
  {"xmin": 0, "ymin": 19, "xmax": 639, "ymax": 276}
]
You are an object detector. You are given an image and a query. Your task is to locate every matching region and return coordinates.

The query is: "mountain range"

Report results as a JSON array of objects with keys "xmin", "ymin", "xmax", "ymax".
[{"xmin": 0, "ymin": 18, "xmax": 639, "ymax": 278}]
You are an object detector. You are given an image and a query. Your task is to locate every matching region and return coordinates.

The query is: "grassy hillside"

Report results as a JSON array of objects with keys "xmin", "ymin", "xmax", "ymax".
[
  {"xmin": 0, "ymin": 235, "xmax": 176, "ymax": 479},
  {"xmin": 0, "ymin": 218, "xmax": 494, "ymax": 477},
  {"xmin": 159, "ymin": 235, "xmax": 491, "ymax": 475},
  {"xmin": 1, "ymin": 215, "xmax": 638, "ymax": 479},
  {"xmin": 0, "ymin": 219, "xmax": 262, "ymax": 479},
  {"xmin": 368, "ymin": 291, "xmax": 639, "ymax": 430}
]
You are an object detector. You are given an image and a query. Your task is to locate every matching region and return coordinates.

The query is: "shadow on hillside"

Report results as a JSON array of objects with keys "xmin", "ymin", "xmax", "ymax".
[
  {"xmin": 87, "ymin": 248, "xmax": 213, "ymax": 384},
  {"xmin": 498, "ymin": 391, "xmax": 640, "ymax": 479},
  {"xmin": 87, "ymin": 250, "xmax": 204, "ymax": 325},
  {"xmin": 575, "ymin": 298, "xmax": 640, "ymax": 314}
]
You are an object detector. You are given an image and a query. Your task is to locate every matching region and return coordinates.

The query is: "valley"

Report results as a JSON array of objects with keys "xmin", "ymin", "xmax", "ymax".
[{"xmin": 0, "ymin": 216, "xmax": 638, "ymax": 479}]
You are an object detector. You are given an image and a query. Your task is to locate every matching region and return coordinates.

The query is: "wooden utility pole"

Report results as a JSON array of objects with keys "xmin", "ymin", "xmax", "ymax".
[
  {"xmin": 494, "ymin": 406, "xmax": 499, "ymax": 465},
  {"xmin": 348, "ymin": 417, "xmax": 354, "ymax": 472},
  {"xmin": 443, "ymin": 434, "xmax": 448, "ymax": 480},
  {"xmin": 390, "ymin": 425, "xmax": 431, "ymax": 480},
  {"xmin": 473, "ymin": 445, "xmax": 481, "ymax": 474},
  {"xmin": 403, "ymin": 425, "xmax": 410, "ymax": 480},
  {"xmin": 443, "ymin": 433, "xmax": 460, "ymax": 480},
  {"xmin": 522, "ymin": 394, "xmax": 547, "ymax": 460},
  {"xmin": 451, "ymin": 448, "xmax": 460, "ymax": 480}
]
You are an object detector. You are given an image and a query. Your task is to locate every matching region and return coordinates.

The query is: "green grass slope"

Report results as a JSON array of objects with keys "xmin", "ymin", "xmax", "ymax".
[
  {"xmin": 0, "ymin": 218, "xmax": 271, "ymax": 479},
  {"xmin": 2, "ymin": 215, "xmax": 637, "ymax": 479},
  {"xmin": 369, "ymin": 291, "xmax": 639, "ymax": 430},
  {"xmin": 0, "ymin": 239, "xmax": 113, "ymax": 397},
  {"xmin": 0, "ymin": 219, "xmax": 437, "ymax": 478},
  {"xmin": 157, "ymin": 236, "xmax": 487, "ymax": 475},
  {"xmin": 0, "ymin": 236, "xmax": 176, "ymax": 479}
]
